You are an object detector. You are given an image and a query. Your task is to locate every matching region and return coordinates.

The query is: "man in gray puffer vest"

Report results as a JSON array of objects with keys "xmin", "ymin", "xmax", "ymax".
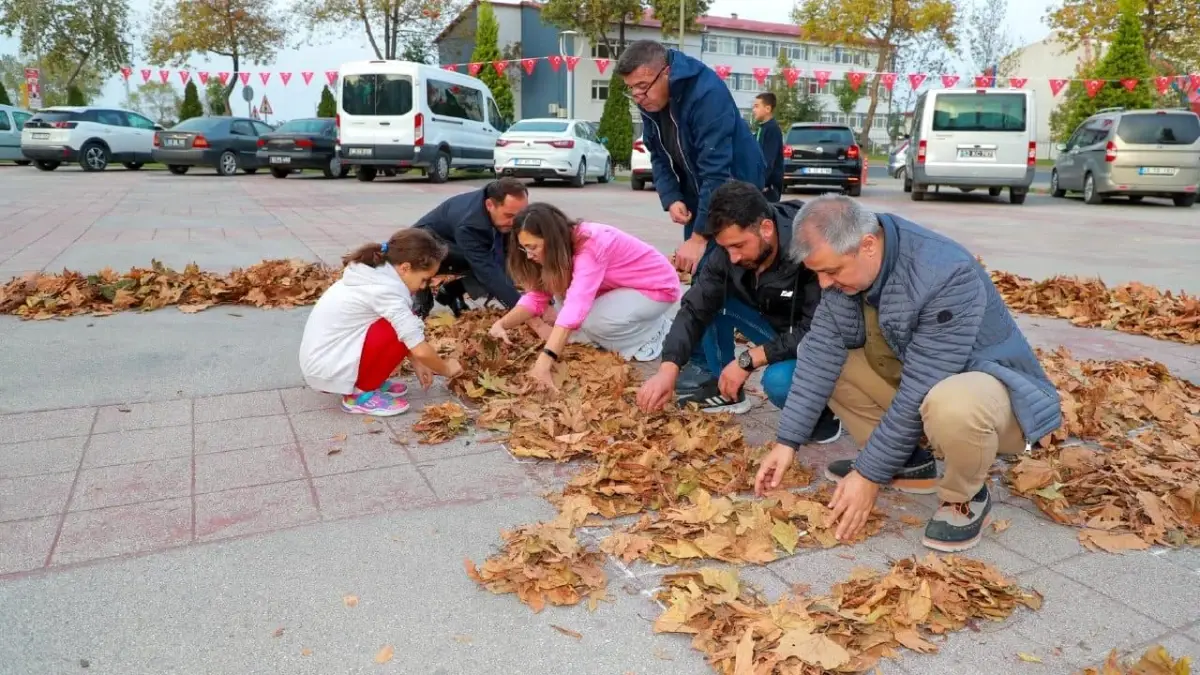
[{"xmin": 754, "ymin": 194, "xmax": 1062, "ymax": 553}]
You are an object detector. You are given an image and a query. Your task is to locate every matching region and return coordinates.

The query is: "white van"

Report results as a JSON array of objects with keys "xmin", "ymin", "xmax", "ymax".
[
  {"xmin": 905, "ymin": 88, "xmax": 1036, "ymax": 204},
  {"xmin": 336, "ymin": 60, "xmax": 509, "ymax": 183}
]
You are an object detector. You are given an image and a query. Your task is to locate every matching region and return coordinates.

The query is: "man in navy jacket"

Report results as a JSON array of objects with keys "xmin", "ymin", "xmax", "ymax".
[{"xmin": 618, "ymin": 39, "xmax": 766, "ymax": 382}]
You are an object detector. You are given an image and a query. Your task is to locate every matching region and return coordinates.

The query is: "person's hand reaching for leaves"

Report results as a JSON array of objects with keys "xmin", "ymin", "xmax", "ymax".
[
  {"xmin": 413, "ymin": 362, "xmax": 435, "ymax": 390},
  {"xmin": 488, "ymin": 321, "xmax": 511, "ymax": 345}
]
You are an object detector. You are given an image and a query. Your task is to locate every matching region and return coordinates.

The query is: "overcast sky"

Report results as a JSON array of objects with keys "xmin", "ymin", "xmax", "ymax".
[{"xmin": 2, "ymin": 0, "xmax": 1056, "ymax": 120}]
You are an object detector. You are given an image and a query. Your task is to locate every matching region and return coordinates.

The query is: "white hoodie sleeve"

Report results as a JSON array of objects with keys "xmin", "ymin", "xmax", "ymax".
[{"xmin": 368, "ymin": 288, "xmax": 426, "ymax": 349}]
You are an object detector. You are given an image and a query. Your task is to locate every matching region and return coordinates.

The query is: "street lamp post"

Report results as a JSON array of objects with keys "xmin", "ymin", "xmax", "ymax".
[{"xmin": 559, "ymin": 29, "xmax": 578, "ymax": 119}]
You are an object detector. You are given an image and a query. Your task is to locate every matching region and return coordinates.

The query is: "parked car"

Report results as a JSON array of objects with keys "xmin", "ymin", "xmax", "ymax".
[
  {"xmin": 905, "ymin": 87, "xmax": 1037, "ymax": 204},
  {"xmin": 21, "ymin": 106, "xmax": 160, "ymax": 172},
  {"xmin": 256, "ymin": 117, "xmax": 348, "ymax": 179},
  {"xmin": 337, "ymin": 59, "xmax": 508, "ymax": 183},
  {"xmin": 153, "ymin": 116, "xmax": 274, "ymax": 176},
  {"xmin": 1051, "ymin": 108, "xmax": 1199, "ymax": 207},
  {"xmin": 782, "ymin": 123, "xmax": 864, "ymax": 196},
  {"xmin": 494, "ymin": 118, "xmax": 613, "ymax": 187},
  {"xmin": 889, "ymin": 137, "xmax": 910, "ymax": 182},
  {"xmin": 630, "ymin": 135, "xmax": 653, "ymax": 191},
  {"xmin": 0, "ymin": 104, "xmax": 34, "ymax": 165}
]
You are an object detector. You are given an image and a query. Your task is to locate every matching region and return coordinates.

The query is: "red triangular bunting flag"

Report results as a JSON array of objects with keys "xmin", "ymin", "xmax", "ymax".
[
  {"xmin": 1049, "ymin": 78, "xmax": 1068, "ymax": 96},
  {"xmin": 1189, "ymin": 73, "xmax": 1200, "ymax": 90},
  {"xmin": 1085, "ymin": 79, "xmax": 1105, "ymax": 97},
  {"xmin": 880, "ymin": 72, "xmax": 897, "ymax": 91},
  {"xmin": 752, "ymin": 67, "xmax": 770, "ymax": 85},
  {"xmin": 159, "ymin": 69, "xmax": 170, "ymax": 84},
  {"xmin": 238, "ymin": 72, "xmax": 251, "ymax": 85},
  {"xmin": 218, "ymin": 72, "xmax": 231, "ymax": 85},
  {"xmin": 1120, "ymin": 78, "xmax": 1138, "ymax": 91},
  {"xmin": 974, "ymin": 75, "xmax": 995, "ymax": 88},
  {"xmin": 259, "ymin": 72, "xmax": 271, "ymax": 85},
  {"xmin": 492, "ymin": 61, "xmax": 508, "ymax": 76},
  {"xmin": 521, "ymin": 59, "xmax": 536, "ymax": 75},
  {"xmin": 325, "ymin": 71, "xmax": 337, "ymax": 85},
  {"xmin": 179, "ymin": 71, "xmax": 191, "ymax": 84},
  {"xmin": 595, "ymin": 58, "xmax": 610, "ymax": 75},
  {"xmin": 548, "ymin": 55, "xmax": 563, "ymax": 72},
  {"xmin": 1153, "ymin": 75, "xmax": 1171, "ymax": 95},
  {"xmin": 467, "ymin": 62, "xmax": 482, "ymax": 76},
  {"xmin": 441, "ymin": 64, "xmax": 457, "ymax": 72},
  {"xmin": 941, "ymin": 74, "xmax": 960, "ymax": 88},
  {"xmin": 140, "ymin": 69, "xmax": 152, "ymax": 83},
  {"xmin": 814, "ymin": 70, "xmax": 831, "ymax": 87},
  {"xmin": 566, "ymin": 56, "xmax": 581, "ymax": 71},
  {"xmin": 782, "ymin": 68, "xmax": 801, "ymax": 88},
  {"xmin": 198, "ymin": 71, "xmax": 210, "ymax": 85},
  {"xmin": 845, "ymin": 71, "xmax": 866, "ymax": 91},
  {"xmin": 1008, "ymin": 77, "xmax": 1027, "ymax": 89},
  {"xmin": 279, "ymin": 72, "xmax": 292, "ymax": 86},
  {"xmin": 714, "ymin": 65, "xmax": 732, "ymax": 81},
  {"xmin": 908, "ymin": 73, "xmax": 926, "ymax": 90},
  {"xmin": 120, "ymin": 66, "xmax": 132, "ymax": 81},
  {"xmin": 301, "ymin": 71, "xmax": 314, "ymax": 85}
]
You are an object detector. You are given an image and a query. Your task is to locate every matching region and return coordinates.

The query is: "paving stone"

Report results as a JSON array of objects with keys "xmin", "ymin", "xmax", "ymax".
[
  {"xmin": 1140, "ymin": 633, "xmax": 1200, "ymax": 663},
  {"xmin": 415, "ymin": 449, "xmax": 543, "ymax": 503},
  {"xmin": 193, "ymin": 415, "xmax": 294, "ymax": 454},
  {"xmin": 52, "ymin": 498, "xmax": 192, "ymax": 565},
  {"xmin": 312, "ymin": 464, "xmax": 439, "ymax": 520},
  {"xmin": 299, "ymin": 431, "xmax": 413, "ymax": 477},
  {"xmin": 279, "ymin": 386, "xmax": 338, "ymax": 414},
  {"xmin": 288, "ymin": 407, "xmax": 387, "ymax": 442},
  {"xmin": 193, "ymin": 445, "xmax": 307, "ymax": 494},
  {"xmin": 895, "ymin": 625, "xmax": 1077, "ymax": 675},
  {"xmin": 194, "ymin": 481, "xmax": 319, "ymax": 542},
  {"xmin": 1157, "ymin": 547, "xmax": 1200, "ymax": 574},
  {"xmin": 0, "ymin": 472, "xmax": 74, "ymax": 522},
  {"xmin": 1052, "ymin": 552, "xmax": 1200, "ymax": 630},
  {"xmin": 767, "ymin": 544, "xmax": 896, "ymax": 596},
  {"xmin": 867, "ymin": 530, "xmax": 1041, "ymax": 576},
  {"xmin": 193, "ymin": 390, "xmax": 285, "ymax": 423},
  {"xmin": 83, "ymin": 425, "xmax": 192, "ymax": 468},
  {"xmin": 399, "ymin": 433, "xmax": 502, "ymax": 464},
  {"xmin": 0, "ymin": 516, "xmax": 57, "ymax": 576},
  {"xmin": 71, "ymin": 458, "xmax": 191, "ymax": 511},
  {"xmin": 93, "ymin": 400, "xmax": 191, "ymax": 433},
  {"xmin": 982, "ymin": 503, "xmax": 1084, "ymax": 566},
  {"xmin": 1013, "ymin": 568, "xmax": 1168, "ymax": 665},
  {"xmin": 1188, "ymin": 624, "xmax": 1200, "ymax": 646},
  {"xmin": 0, "ymin": 407, "xmax": 95, "ymax": 443},
  {"xmin": 0, "ymin": 436, "xmax": 86, "ymax": 478}
]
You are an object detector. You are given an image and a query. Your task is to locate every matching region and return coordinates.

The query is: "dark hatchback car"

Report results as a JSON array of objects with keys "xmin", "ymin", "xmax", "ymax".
[
  {"xmin": 783, "ymin": 123, "xmax": 864, "ymax": 196},
  {"xmin": 153, "ymin": 116, "xmax": 274, "ymax": 176},
  {"xmin": 256, "ymin": 117, "xmax": 349, "ymax": 179}
]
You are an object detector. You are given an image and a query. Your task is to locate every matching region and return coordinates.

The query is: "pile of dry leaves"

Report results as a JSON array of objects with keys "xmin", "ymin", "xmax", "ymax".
[
  {"xmin": 654, "ymin": 554, "xmax": 1042, "ymax": 674},
  {"xmin": 412, "ymin": 401, "xmax": 471, "ymax": 444},
  {"xmin": 1006, "ymin": 347, "xmax": 1200, "ymax": 551},
  {"xmin": 991, "ymin": 270, "xmax": 1200, "ymax": 345},
  {"xmin": 1080, "ymin": 645, "xmax": 1193, "ymax": 674}
]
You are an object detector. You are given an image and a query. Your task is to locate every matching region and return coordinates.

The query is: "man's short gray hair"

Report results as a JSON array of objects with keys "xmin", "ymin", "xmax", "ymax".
[
  {"xmin": 789, "ymin": 193, "xmax": 881, "ymax": 261},
  {"xmin": 616, "ymin": 40, "xmax": 668, "ymax": 76}
]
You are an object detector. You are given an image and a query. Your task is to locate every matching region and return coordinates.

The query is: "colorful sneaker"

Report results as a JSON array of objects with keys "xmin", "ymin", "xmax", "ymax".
[
  {"xmin": 675, "ymin": 378, "xmax": 755, "ymax": 415},
  {"xmin": 922, "ymin": 484, "xmax": 993, "ymax": 552},
  {"xmin": 824, "ymin": 446, "xmax": 939, "ymax": 494},
  {"xmin": 381, "ymin": 379, "xmax": 409, "ymax": 397},
  {"xmin": 341, "ymin": 391, "xmax": 410, "ymax": 417}
]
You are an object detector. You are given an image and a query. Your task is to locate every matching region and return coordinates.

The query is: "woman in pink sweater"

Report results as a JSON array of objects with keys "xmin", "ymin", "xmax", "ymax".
[{"xmin": 488, "ymin": 202, "xmax": 682, "ymax": 390}]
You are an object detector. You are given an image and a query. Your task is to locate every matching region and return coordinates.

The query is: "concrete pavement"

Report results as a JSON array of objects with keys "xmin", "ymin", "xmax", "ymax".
[{"xmin": 1, "ymin": 164, "xmax": 1198, "ymax": 674}]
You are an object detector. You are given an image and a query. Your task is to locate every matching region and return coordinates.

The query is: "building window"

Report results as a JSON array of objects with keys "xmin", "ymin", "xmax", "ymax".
[
  {"xmin": 703, "ymin": 35, "xmax": 737, "ymax": 54},
  {"xmin": 591, "ymin": 43, "xmax": 612, "ymax": 59},
  {"xmin": 783, "ymin": 44, "xmax": 807, "ymax": 61},
  {"xmin": 807, "ymin": 78, "xmax": 830, "ymax": 95},
  {"xmin": 735, "ymin": 73, "xmax": 766, "ymax": 93},
  {"xmin": 739, "ymin": 38, "xmax": 775, "ymax": 58},
  {"xmin": 811, "ymin": 46, "xmax": 835, "ymax": 63},
  {"xmin": 591, "ymin": 79, "xmax": 609, "ymax": 101}
]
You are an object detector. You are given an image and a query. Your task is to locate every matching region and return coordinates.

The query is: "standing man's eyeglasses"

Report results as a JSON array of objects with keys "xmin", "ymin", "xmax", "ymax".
[{"xmin": 624, "ymin": 65, "xmax": 667, "ymax": 100}]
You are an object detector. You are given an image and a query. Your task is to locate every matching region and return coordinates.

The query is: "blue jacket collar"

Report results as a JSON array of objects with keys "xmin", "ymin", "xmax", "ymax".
[{"xmin": 865, "ymin": 214, "xmax": 899, "ymax": 307}]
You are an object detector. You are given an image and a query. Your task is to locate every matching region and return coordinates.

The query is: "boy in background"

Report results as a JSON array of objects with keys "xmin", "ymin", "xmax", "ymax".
[{"xmin": 753, "ymin": 93, "xmax": 784, "ymax": 203}]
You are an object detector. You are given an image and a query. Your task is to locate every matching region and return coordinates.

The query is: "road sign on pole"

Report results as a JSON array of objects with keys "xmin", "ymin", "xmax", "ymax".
[
  {"xmin": 25, "ymin": 67, "xmax": 41, "ymax": 109},
  {"xmin": 259, "ymin": 95, "xmax": 273, "ymax": 116}
]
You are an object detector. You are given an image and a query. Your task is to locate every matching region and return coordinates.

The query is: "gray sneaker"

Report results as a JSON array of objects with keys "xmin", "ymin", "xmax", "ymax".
[{"xmin": 922, "ymin": 484, "xmax": 992, "ymax": 553}]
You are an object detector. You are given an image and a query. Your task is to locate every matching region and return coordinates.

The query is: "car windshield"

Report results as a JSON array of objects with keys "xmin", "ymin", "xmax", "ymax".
[
  {"xmin": 274, "ymin": 118, "xmax": 332, "ymax": 134},
  {"xmin": 931, "ymin": 93, "xmax": 1026, "ymax": 132},
  {"xmin": 786, "ymin": 127, "xmax": 854, "ymax": 145},
  {"xmin": 508, "ymin": 120, "xmax": 569, "ymax": 133},
  {"xmin": 1116, "ymin": 113, "xmax": 1200, "ymax": 145},
  {"xmin": 172, "ymin": 117, "xmax": 226, "ymax": 132},
  {"xmin": 31, "ymin": 110, "xmax": 79, "ymax": 122}
]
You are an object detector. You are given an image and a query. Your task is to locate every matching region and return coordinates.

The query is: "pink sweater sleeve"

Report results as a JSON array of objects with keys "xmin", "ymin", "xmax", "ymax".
[
  {"xmin": 516, "ymin": 290, "xmax": 551, "ymax": 316},
  {"xmin": 556, "ymin": 246, "xmax": 606, "ymax": 330}
]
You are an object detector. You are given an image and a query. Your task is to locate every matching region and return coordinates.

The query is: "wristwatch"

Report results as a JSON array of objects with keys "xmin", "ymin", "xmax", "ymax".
[{"xmin": 737, "ymin": 350, "xmax": 755, "ymax": 372}]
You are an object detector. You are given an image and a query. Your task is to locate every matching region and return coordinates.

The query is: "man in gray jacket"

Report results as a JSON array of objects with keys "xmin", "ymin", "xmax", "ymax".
[{"xmin": 754, "ymin": 194, "xmax": 1062, "ymax": 553}]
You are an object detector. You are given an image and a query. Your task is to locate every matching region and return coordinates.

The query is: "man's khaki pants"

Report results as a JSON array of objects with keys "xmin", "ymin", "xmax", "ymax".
[{"xmin": 827, "ymin": 349, "xmax": 1026, "ymax": 503}]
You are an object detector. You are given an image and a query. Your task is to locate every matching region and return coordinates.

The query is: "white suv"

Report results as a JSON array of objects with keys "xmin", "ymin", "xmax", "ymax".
[{"xmin": 21, "ymin": 106, "xmax": 161, "ymax": 172}]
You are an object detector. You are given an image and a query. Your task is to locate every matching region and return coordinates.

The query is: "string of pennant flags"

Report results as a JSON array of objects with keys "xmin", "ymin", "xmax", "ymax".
[{"xmin": 120, "ymin": 56, "xmax": 1200, "ymax": 99}]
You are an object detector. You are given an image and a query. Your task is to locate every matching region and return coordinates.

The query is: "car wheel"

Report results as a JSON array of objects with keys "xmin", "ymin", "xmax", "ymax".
[
  {"xmin": 167, "ymin": 164, "xmax": 189, "ymax": 175},
  {"xmin": 631, "ymin": 177, "xmax": 645, "ymax": 191},
  {"xmin": 598, "ymin": 159, "xmax": 613, "ymax": 184},
  {"xmin": 903, "ymin": 174, "xmax": 912, "ymax": 193},
  {"xmin": 243, "ymin": 167, "xmax": 259, "ymax": 174},
  {"xmin": 533, "ymin": 177, "xmax": 545, "ymax": 185},
  {"xmin": 123, "ymin": 162, "xmax": 144, "ymax": 170},
  {"xmin": 1009, "ymin": 188, "xmax": 1027, "ymax": 205},
  {"xmin": 570, "ymin": 159, "xmax": 586, "ymax": 187},
  {"xmin": 1127, "ymin": 195, "xmax": 1143, "ymax": 203},
  {"xmin": 14, "ymin": 159, "xmax": 31, "ymax": 166},
  {"xmin": 427, "ymin": 151, "xmax": 450, "ymax": 184},
  {"xmin": 988, "ymin": 187, "xmax": 1002, "ymax": 197},
  {"xmin": 846, "ymin": 183, "xmax": 862, "ymax": 197},
  {"xmin": 79, "ymin": 142, "xmax": 109, "ymax": 171},
  {"xmin": 910, "ymin": 183, "xmax": 926, "ymax": 201},
  {"xmin": 894, "ymin": 167, "xmax": 905, "ymax": 183},
  {"xmin": 34, "ymin": 160, "xmax": 60, "ymax": 171},
  {"xmin": 322, "ymin": 155, "xmax": 343, "ymax": 179},
  {"xmin": 271, "ymin": 167, "xmax": 289, "ymax": 179},
  {"xmin": 1050, "ymin": 170, "xmax": 1065, "ymax": 198},
  {"xmin": 216, "ymin": 150, "xmax": 239, "ymax": 176},
  {"xmin": 356, "ymin": 166, "xmax": 377, "ymax": 182},
  {"xmin": 1083, "ymin": 173, "xmax": 1103, "ymax": 204},
  {"xmin": 1174, "ymin": 193, "xmax": 1197, "ymax": 207}
]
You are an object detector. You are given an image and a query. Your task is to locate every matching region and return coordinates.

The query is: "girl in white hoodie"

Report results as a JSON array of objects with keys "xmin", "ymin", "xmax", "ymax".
[{"xmin": 299, "ymin": 228, "xmax": 464, "ymax": 416}]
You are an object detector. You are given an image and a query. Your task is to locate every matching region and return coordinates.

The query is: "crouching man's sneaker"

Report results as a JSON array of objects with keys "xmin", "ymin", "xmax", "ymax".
[
  {"xmin": 811, "ymin": 408, "xmax": 843, "ymax": 445},
  {"xmin": 824, "ymin": 446, "xmax": 939, "ymax": 494},
  {"xmin": 676, "ymin": 378, "xmax": 755, "ymax": 415},
  {"xmin": 922, "ymin": 484, "xmax": 992, "ymax": 552}
]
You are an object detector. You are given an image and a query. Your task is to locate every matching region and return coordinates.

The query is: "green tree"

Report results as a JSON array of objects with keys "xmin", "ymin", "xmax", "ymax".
[
  {"xmin": 179, "ymin": 80, "xmax": 204, "ymax": 120},
  {"xmin": 294, "ymin": 0, "xmax": 458, "ymax": 60},
  {"xmin": 470, "ymin": 1, "xmax": 513, "ymax": 120},
  {"xmin": 541, "ymin": 0, "xmax": 644, "ymax": 57},
  {"xmin": 0, "ymin": 80, "xmax": 10, "ymax": 106},
  {"xmin": 123, "ymin": 81, "xmax": 182, "ymax": 126},
  {"xmin": 400, "ymin": 39, "xmax": 435, "ymax": 64},
  {"xmin": 763, "ymin": 49, "xmax": 822, "ymax": 131},
  {"xmin": 0, "ymin": 0, "xmax": 132, "ymax": 89},
  {"xmin": 1048, "ymin": 0, "xmax": 1155, "ymax": 142},
  {"xmin": 597, "ymin": 72, "xmax": 633, "ymax": 167},
  {"xmin": 795, "ymin": 0, "xmax": 957, "ymax": 146},
  {"xmin": 317, "ymin": 84, "xmax": 337, "ymax": 117},
  {"xmin": 1046, "ymin": 0, "xmax": 1198, "ymax": 72},
  {"xmin": 648, "ymin": 0, "xmax": 712, "ymax": 41},
  {"xmin": 204, "ymin": 78, "xmax": 227, "ymax": 115},
  {"xmin": 144, "ymin": 0, "xmax": 288, "ymax": 102},
  {"xmin": 0, "ymin": 53, "xmax": 104, "ymax": 107},
  {"xmin": 65, "ymin": 84, "xmax": 85, "ymax": 105},
  {"xmin": 834, "ymin": 80, "xmax": 863, "ymax": 117}
]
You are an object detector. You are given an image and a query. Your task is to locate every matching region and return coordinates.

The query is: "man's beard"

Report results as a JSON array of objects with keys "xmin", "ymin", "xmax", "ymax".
[{"xmin": 738, "ymin": 237, "xmax": 774, "ymax": 269}]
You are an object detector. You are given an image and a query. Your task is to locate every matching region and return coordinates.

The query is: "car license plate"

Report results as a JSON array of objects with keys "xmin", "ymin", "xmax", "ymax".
[
  {"xmin": 515, "ymin": 159, "xmax": 541, "ymax": 166},
  {"xmin": 32, "ymin": 132, "xmax": 49, "ymax": 140},
  {"xmin": 1138, "ymin": 166, "xmax": 1176, "ymax": 176},
  {"xmin": 957, "ymin": 148, "xmax": 996, "ymax": 160},
  {"xmin": 165, "ymin": 138, "xmax": 185, "ymax": 147},
  {"xmin": 802, "ymin": 167, "xmax": 832, "ymax": 175},
  {"xmin": 347, "ymin": 148, "xmax": 372, "ymax": 157},
  {"xmin": 270, "ymin": 156, "xmax": 291, "ymax": 164}
]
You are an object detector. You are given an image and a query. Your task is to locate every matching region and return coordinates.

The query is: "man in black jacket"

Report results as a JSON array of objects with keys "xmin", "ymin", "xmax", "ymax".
[
  {"xmin": 635, "ymin": 180, "xmax": 842, "ymax": 442},
  {"xmin": 753, "ymin": 93, "xmax": 785, "ymax": 203},
  {"xmin": 411, "ymin": 178, "xmax": 531, "ymax": 318}
]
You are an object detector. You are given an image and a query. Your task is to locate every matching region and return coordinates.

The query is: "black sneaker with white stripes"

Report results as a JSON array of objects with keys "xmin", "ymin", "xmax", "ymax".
[
  {"xmin": 675, "ymin": 378, "xmax": 755, "ymax": 414},
  {"xmin": 811, "ymin": 407, "xmax": 844, "ymax": 444}
]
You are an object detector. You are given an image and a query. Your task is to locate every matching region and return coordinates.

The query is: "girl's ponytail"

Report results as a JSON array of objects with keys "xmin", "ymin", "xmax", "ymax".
[
  {"xmin": 342, "ymin": 242, "xmax": 388, "ymax": 267},
  {"xmin": 342, "ymin": 229, "xmax": 448, "ymax": 270}
]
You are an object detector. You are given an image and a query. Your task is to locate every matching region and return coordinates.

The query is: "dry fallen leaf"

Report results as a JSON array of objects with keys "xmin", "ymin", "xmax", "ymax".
[
  {"xmin": 899, "ymin": 515, "xmax": 925, "ymax": 526},
  {"xmin": 992, "ymin": 519, "xmax": 1012, "ymax": 533},
  {"xmin": 413, "ymin": 402, "xmax": 472, "ymax": 444},
  {"xmin": 1017, "ymin": 652, "xmax": 1043, "ymax": 663},
  {"xmin": 327, "ymin": 446, "xmax": 342, "ymax": 456},
  {"xmin": 272, "ymin": 627, "xmax": 284, "ymax": 638},
  {"xmin": 300, "ymin": 648, "xmax": 312, "ymax": 657},
  {"xmin": 1079, "ymin": 645, "xmax": 1194, "ymax": 674},
  {"xmin": 375, "ymin": 645, "xmax": 394, "ymax": 664},
  {"xmin": 452, "ymin": 634, "xmax": 472, "ymax": 644},
  {"xmin": 331, "ymin": 433, "xmax": 347, "ymax": 442},
  {"xmin": 343, "ymin": 595, "xmax": 358, "ymax": 607},
  {"xmin": 550, "ymin": 625, "xmax": 583, "ymax": 639}
]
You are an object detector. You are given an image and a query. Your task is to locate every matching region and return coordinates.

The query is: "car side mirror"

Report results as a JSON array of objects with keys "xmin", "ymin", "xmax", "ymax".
[
  {"xmin": 1055, "ymin": 143, "xmax": 1066, "ymax": 152},
  {"xmin": 599, "ymin": 137, "xmax": 608, "ymax": 145},
  {"xmin": 154, "ymin": 124, "xmax": 165, "ymax": 131}
]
